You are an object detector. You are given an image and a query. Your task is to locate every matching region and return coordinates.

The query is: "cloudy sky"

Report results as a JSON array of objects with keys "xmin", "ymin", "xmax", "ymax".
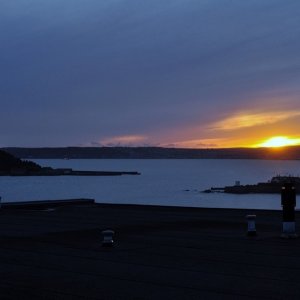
[{"xmin": 1, "ymin": 0, "xmax": 300, "ymax": 148}]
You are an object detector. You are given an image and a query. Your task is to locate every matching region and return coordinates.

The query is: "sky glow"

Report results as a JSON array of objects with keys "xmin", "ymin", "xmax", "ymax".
[
  {"xmin": 256, "ymin": 136, "xmax": 300, "ymax": 148},
  {"xmin": 1, "ymin": 0, "xmax": 300, "ymax": 148}
]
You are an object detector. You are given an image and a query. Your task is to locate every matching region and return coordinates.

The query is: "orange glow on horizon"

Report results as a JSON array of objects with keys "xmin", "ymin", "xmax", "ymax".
[
  {"xmin": 167, "ymin": 136, "xmax": 300, "ymax": 149},
  {"xmin": 254, "ymin": 136, "xmax": 300, "ymax": 148}
]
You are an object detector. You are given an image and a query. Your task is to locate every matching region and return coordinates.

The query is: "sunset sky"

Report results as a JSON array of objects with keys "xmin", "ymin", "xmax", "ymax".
[{"xmin": 1, "ymin": 0, "xmax": 300, "ymax": 148}]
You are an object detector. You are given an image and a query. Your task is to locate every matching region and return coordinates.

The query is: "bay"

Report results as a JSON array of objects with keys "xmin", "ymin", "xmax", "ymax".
[{"xmin": 1, "ymin": 159, "xmax": 300, "ymax": 210}]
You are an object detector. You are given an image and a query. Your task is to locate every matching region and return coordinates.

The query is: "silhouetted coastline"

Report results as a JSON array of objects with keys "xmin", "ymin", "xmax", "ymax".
[
  {"xmin": 203, "ymin": 175, "xmax": 300, "ymax": 194},
  {"xmin": 3, "ymin": 146, "xmax": 300, "ymax": 160},
  {"xmin": 0, "ymin": 150, "xmax": 140, "ymax": 176}
]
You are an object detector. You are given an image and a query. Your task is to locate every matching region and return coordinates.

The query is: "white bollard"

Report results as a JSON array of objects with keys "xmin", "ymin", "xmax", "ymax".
[
  {"xmin": 246, "ymin": 215, "xmax": 256, "ymax": 236},
  {"xmin": 102, "ymin": 229, "xmax": 115, "ymax": 247}
]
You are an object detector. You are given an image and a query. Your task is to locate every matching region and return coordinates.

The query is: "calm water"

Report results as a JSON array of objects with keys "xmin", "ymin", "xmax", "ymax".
[{"xmin": 1, "ymin": 159, "xmax": 300, "ymax": 210}]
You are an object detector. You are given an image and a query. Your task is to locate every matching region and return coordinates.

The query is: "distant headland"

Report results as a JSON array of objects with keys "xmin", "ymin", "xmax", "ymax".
[
  {"xmin": 2, "ymin": 146, "xmax": 300, "ymax": 160},
  {"xmin": 0, "ymin": 149, "xmax": 140, "ymax": 176},
  {"xmin": 0, "ymin": 149, "xmax": 42, "ymax": 175}
]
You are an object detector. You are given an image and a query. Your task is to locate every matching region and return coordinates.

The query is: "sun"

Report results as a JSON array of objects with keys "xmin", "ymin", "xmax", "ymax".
[{"xmin": 257, "ymin": 136, "xmax": 300, "ymax": 148}]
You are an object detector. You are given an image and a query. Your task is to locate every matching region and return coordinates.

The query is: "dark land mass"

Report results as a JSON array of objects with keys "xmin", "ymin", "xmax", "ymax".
[
  {"xmin": 0, "ymin": 149, "xmax": 42, "ymax": 174},
  {"xmin": 204, "ymin": 175, "xmax": 300, "ymax": 194},
  {"xmin": 3, "ymin": 145, "xmax": 300, "ymax": 159},
  {"xmin": 1, "ymin": 201, "xmax": 300, "ymax": 299},
  {"xmin": 0, "ymin": 150, "xmax": 140, "ymax": 176}
]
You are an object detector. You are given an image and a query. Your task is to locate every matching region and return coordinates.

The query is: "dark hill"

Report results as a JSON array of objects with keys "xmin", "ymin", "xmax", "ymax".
[
  {"xmin": 3, "ymin": 146, "xmax": 300, "ymax": 160},
  {"xmin": 0, "ymin": 150, "xmax": 41, "ymax": 173}
]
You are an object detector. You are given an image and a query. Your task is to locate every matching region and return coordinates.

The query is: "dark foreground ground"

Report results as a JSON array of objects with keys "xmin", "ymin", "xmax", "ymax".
[{"xmin": 1, "ymin": 201, "xmax": 300, "ymax": 299}]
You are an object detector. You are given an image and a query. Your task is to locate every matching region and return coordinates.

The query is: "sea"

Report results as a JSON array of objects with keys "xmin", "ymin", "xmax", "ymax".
[{"xmin": 1, "ymin": 159, "xmax": 300, "ymax": 210}]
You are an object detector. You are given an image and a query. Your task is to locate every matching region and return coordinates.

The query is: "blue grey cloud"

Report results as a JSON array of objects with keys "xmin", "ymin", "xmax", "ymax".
[{"xmin": 1, "ymin": 0, "xmax": 300, "ymax": 146}]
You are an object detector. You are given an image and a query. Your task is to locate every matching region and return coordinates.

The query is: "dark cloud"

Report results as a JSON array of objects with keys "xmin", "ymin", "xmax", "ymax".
[{"xmin": 1, "ymin": 0, "xmax": 300, "ymax": 146}]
